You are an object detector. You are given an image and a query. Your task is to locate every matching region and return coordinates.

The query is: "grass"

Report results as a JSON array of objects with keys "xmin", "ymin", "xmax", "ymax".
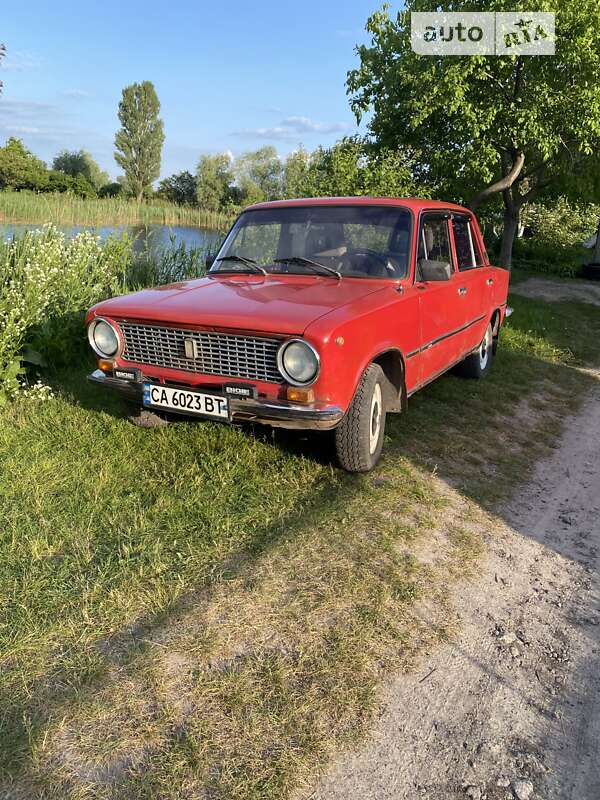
[
  {"xmin": 0, "ymin": 190, "xmax": 233, "ymax": 229},
  {"xmin": 1, "ymin": 292, "xmax": 599, "ymax": 798}
]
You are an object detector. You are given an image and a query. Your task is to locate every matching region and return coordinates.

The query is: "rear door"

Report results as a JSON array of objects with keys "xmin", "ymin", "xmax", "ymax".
[
  {"xmin": 416, "ymin": 213, "xmax": 465, "ymax": 386},
  {"xmin": 450, "ymin": 214, "xmax": 489, "ymax": 352}
]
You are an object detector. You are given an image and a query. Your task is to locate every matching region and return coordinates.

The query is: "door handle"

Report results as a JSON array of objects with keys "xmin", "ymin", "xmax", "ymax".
[
  {"xmin": 486, "ymin": 278, "xmax": 494, "ymax": 286},
  {"xmin": 458, "ymin": 287, "xmax": 468, "ymax": 296}
]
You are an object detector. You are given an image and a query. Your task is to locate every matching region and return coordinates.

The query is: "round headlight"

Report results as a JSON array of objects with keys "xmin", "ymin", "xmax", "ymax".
[
  {"xmin": 88, "ymin": 319, "xmax": 119, "ymax": 357},
  {"xmin": 278, "ymin": 339, "xmax": 319, "ymax": 386}
]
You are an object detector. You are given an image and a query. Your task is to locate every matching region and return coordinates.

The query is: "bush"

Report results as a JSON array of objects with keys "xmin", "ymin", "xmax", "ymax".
[
  {"xmin": 511, "ymin": 239, "xmax": 588, "ymax": 279},
  {"xmin": 514, "ymin": 198, "xmax": 600, "ymax": 278},
  {"xmin": 521, "ymin": 197, "xmax": 600, "ymax": 249},
  {"xmin": 98, "ymin": 182, "xmax": 125, "ymax": 198},
  {"xmin": 0, "ymin": 225, "xmax": 132, "ymax": 403}
]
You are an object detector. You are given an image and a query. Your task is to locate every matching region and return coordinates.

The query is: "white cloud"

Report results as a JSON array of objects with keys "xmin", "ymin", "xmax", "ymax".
[
  {"xmin": 1, "ymin": 125, "xmax": 41, "ymax": 135},
  {"xmin": 233, "ymin": 115, "xmax": 351, "ymax": 142},
  {"xmin": 62, "ymin": 89, "xmax": 92, "ymax": 99},
  {"xmin": 280, "ymin": 116, "xmax": 348, "ymax": 134},
  {"xmin": 1, "ymin": 51, "xmax": 42, "ymax": 71},
  {"xmin": 0, "ymin": 99, "xmax": 55, "ymax": 114}
]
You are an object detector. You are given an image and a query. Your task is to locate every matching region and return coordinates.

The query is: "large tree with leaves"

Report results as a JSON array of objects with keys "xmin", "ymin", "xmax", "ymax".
[
  {"xmin": 0, "ymin": 138, "xmax": 48, "ymax": 190},
  {"xmin": 53, "ymin": 149, "xmax": 109, "ymax": 190},
  {"xmin": 196, "ymin": 153, "xmax": 234, "ymax": 211},
  {"xmin": 348, "ymin": 0, "xmax": 600, "ymax": 267},
  {"xmin": 114, "ymin": 81, "xmax": 164, "ymax": 202},
  {"xmin": 234, "ymin": 146, "xmax": 283, "ymax": 204}
]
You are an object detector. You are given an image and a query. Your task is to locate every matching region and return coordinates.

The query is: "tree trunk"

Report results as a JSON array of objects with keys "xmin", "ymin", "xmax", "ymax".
[
  {"xmin": 137, "ymin": 189, "xmax": 144, "ymax": 203},
  {"xmin": 499, "ymin": 205, "xmax": 520, "ymax": 269},
  {"xmin": 593, "ymin": 218, "xmax": 600, "ymax": 264}
]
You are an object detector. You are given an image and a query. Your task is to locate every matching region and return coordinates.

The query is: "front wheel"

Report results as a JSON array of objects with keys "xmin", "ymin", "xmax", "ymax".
[
  {"xmin": 457, "ymin": 322, "xmax": 494, "ymax": 379},
  {"xmin": 334, "ymin": 364, "xmax": 387, "ymax": 473}
]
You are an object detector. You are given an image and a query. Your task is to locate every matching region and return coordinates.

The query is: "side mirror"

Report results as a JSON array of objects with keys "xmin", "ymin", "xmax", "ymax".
[
  {"xmin": 205, "ymin": 253, "xmax": 216, "ymax": 270},
  {"xmin": 419, "ymin": 259, "xmax": 452, "ymax": 282}
]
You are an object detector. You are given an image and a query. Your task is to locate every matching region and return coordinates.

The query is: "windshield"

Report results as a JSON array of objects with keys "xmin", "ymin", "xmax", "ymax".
[{"xmin": 211, "ymin": 205, "xmax": 412, "ymax": 279}]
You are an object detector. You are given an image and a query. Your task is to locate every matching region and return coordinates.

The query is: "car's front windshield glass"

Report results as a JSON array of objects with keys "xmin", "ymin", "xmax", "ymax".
[{"xmin": 210, "ymin": 205, "xmax": 412, "ymax": 279}]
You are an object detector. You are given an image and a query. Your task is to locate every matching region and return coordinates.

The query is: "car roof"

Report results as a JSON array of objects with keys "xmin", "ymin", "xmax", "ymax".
[{"xmin": 245, "ymin": 196, "xmax": 472, "ymax": 214}]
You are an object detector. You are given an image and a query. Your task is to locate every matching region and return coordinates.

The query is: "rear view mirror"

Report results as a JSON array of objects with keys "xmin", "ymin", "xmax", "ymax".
[
  {"xmin": 419, "ymin": 259, "xmax": 452, "ymax": 282},
  {"xmin": 205, "ymin": 253, "xmax": 216, "ymax": 270}
]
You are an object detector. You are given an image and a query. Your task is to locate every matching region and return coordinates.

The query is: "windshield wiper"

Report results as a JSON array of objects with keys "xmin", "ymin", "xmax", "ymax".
[
  {"xmin": 214, "ymin": 255, "xmax": 267, "ymax": 275},
  {"xmin": 273, "ymin": 256, "xmax": 342, "ymax": 280}
]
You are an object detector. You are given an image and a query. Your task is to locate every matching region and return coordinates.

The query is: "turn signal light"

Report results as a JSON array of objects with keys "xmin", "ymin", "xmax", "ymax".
[
  {"xmin": 287, "ymin": 387, "xmax": 314, "ymax": 404},
  {"xmin": 98, "ymin": 358, "xmax": 114, "ymax": 373}
]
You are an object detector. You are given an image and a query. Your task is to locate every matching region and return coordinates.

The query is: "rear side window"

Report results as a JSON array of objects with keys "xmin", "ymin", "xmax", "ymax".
[{"xmin": 452, "ymin": 217, "xmax": 481, "ymax": 271}]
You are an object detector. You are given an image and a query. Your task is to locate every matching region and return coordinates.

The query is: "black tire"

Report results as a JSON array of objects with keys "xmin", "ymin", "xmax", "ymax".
[
  {"xmin": 334, "ymin": 364, "xmax": 387, "ymax": 473},
  {"xmin": 456, "ymin": 322, "xmax": 494, "ymax": 379}
]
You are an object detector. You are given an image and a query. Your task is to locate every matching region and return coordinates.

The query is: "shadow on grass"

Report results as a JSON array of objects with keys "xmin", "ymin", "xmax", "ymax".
[{"xmin": 3, "ymin": 294, "xmax": 600, "ymax": 795}]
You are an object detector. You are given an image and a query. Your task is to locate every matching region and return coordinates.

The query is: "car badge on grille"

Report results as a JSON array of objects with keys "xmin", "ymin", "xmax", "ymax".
[{"xmin": 183, "ymin": 339, "xmax": 199, "ymax": 359}]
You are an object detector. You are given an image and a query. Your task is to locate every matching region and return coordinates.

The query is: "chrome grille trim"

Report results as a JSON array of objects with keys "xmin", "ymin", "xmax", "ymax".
[{"xmin": 119, "ymin": 322, "xmax": 283, "ymax": 384}]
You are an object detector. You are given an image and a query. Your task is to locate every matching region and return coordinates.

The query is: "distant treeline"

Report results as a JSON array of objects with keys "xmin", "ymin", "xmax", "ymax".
[
  {"xmin": 0, "ymin": 135, "xmax": 426, "ymax": 212},
  {"xmin": 163, "ymin": 139, "xmax": 426, "ymax": 212}
]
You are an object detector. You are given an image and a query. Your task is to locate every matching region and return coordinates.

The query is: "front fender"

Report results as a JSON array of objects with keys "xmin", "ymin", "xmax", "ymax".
[{"xmin": 304, "ymin": 287, "xmax": 421, "ymax": 413}]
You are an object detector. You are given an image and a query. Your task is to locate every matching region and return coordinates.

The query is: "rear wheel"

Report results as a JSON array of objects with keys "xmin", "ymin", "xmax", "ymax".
[
  {"xmin": 334, "ymin": 364, "xmax": 387, "ymax": 473},
  {"xmin": 457, "ymin": 322, "xmax": 494, "ymax": 379}
]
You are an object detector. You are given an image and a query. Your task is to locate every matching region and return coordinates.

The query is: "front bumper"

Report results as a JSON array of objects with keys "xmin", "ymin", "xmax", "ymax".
[{"xmin": 87, "ymin": 369, "xmax": 344, "ymax": 431}]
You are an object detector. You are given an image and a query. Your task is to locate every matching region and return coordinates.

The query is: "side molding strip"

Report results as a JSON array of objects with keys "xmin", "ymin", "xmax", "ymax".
[{"xmin": 405, "ymin": 314, "xmax": 486, "ymax": 359}]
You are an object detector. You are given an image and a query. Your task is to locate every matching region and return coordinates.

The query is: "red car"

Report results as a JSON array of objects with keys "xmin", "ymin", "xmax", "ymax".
[{"xmin": 86, "ymin": 197, "xmax": 510, "ymax": 472}]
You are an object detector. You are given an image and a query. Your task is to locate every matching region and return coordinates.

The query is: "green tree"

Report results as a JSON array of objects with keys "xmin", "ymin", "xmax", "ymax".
[
  {"xmin": 0, "ymin": 138, "xmax": 48, "ymax": 190},
  {"xmin": 348, "ymin": 1, "xmax": 600, "ymax": 267},
  {"xmin": 114, "ymin": 81, "xmax": 165, "ymax": 202},
  {"xmin": 196, "ymin": 154, "xmax": 234, "ymax": 210},
  {"xmin": 235, "ymin": 146, "xmax": 282, "ymax": 204},
  {"xmin": 157, "ymin": 170, "xmax": 197, "ymax": 205},
  {"xmin": 283, "ymin": 147, "xmax": 311, "ymax": 198},
  {"xmin": 298, "ymin": 138, "xmax": 421, "ymax": 199},
  {"xmin": 52, "ymin": 149, "xmax": 109, "ymax": 190},
  {"xmin": 98, "ymin": 181, "xmax": 125, "ymax": 198}
]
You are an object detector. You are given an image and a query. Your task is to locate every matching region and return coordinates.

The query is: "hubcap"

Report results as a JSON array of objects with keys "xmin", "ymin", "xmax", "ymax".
[
  {"xmin": 369, "ymin": 383, "xmax": 382, "ymax": 455},
  {"xmin": 479, "ymin": 326, "xmax": 492, "ymax": 369}
]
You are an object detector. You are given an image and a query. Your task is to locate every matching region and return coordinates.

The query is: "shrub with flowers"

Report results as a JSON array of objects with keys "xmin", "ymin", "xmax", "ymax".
[{"xmin": 0, "ymin": 225, "xmax": 132, "ymax": 404}]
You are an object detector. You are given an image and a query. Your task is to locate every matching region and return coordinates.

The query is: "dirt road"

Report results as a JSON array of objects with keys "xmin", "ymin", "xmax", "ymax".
[{"xmin": 313, "ymin": 369, "xmax": 600, "ymax": 800}]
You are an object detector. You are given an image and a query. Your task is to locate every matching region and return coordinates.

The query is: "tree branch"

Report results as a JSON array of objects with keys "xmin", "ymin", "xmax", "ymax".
[
  {"xmin": 514, "ymin": 57, "xmax": 524, "ymax": 101},
  {"xmin": 469, "ymin": 151, "xmax": 525, "ymax": 211}
]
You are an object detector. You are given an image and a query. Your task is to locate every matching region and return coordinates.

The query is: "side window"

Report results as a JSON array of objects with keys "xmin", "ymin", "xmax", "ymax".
[
  {"xmin": 452, "ymin": 217, "xmax": 478, "ymax": 271},
  {"xmin": 418, "ymin": 217, "xmax": 452, "ymax": 264}
]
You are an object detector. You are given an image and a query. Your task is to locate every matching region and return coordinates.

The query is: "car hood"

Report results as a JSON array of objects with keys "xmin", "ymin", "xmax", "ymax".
[{"xmin": 89, "ymin": 274, "xmax": 388, "ymax": 335}]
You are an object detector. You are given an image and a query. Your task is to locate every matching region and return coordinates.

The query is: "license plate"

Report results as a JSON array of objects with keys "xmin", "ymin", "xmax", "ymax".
[{"xmin": 143, "ymin": 383, "xmax": 229, "ymax": 420}]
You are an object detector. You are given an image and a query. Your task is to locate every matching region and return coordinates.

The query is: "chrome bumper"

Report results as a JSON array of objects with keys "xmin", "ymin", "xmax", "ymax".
[{"xmin": 87, "ymin": 369, "xmax": 344, "ymax": 431}]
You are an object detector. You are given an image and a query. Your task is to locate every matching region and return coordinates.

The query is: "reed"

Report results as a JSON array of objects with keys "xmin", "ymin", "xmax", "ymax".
[{"xmin": 0, "ymin": 190, "xmax": 233, "ymax": 229}]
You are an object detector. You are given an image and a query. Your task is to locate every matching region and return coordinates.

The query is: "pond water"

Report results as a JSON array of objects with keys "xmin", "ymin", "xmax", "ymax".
[{"xmin": 0, "ymin": 223, "xmax": 223, "ymax": 255}]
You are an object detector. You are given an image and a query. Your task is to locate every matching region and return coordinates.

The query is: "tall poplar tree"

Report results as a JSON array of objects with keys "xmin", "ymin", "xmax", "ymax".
[{"xmin": 114, "ymin": 81, "xmax": 164, "ymax": 202}]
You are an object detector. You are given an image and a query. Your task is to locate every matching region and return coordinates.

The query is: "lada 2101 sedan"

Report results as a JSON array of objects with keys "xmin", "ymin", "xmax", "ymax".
[{"xmin": 86, "ymin": 197, "xmax": 510, "ymax": 472}]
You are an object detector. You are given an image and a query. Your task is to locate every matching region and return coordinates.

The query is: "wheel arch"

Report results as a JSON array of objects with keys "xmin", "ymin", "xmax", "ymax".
[
  {"xmin": 371, "ymin": 348, "xmax": 406, "ymax": 413},
  {"xmin": 490, "ymin": 308, "xmax": 502, "ymax": 355}
]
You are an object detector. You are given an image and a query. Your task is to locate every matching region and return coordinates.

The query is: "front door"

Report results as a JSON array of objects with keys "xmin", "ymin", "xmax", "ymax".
[{"xmin": 416, "ymin": 213, "xmax": 466, "ymax": 386}]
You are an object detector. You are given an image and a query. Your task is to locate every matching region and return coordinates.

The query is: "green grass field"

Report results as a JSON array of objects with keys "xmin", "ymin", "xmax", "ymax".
[
  {"xmin": 0, "ymin": 191, "xmax": 233, "ymax": 229},
  {"xmin": 1, "ymin": 293, "xmax": 599, "ymax": 798}
]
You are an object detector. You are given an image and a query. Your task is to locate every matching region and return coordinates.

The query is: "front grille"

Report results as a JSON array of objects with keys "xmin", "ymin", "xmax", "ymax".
[{"xmin": 120, "ymin": 322, "xmax": 283, "ymax": 384}]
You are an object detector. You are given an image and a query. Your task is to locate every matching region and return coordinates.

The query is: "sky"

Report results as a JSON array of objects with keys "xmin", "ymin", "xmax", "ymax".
[{"xmin": 0, "ymin": 0, "xmax": 381, "ymax": 181}]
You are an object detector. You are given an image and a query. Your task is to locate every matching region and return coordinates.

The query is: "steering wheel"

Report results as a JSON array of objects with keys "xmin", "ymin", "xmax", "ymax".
[{"xmin": 349, "ymin": 248, "xmax": 397, "ymax": 276}]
